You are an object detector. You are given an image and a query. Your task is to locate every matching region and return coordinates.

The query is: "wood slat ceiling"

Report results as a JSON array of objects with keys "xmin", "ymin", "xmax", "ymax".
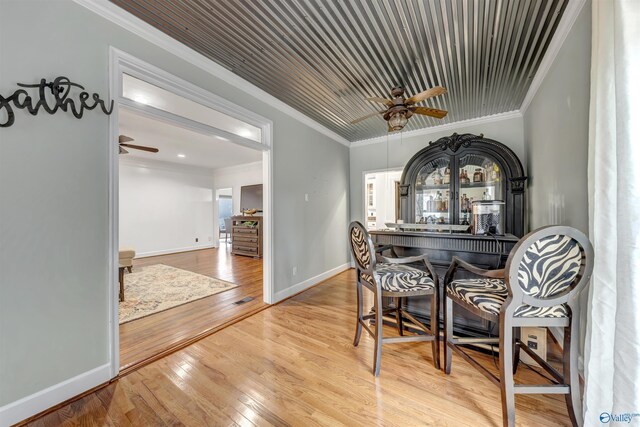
[{"xmin": 111, "ymin": 0, "xmax": 568, "ymax": 142}]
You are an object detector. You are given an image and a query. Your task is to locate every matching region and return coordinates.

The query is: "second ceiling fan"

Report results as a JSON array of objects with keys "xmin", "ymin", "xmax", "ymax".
[
  {"xmin": 118, "ymin": 135, "xmax": 159, "ymax": 155},
  {"xmin": 351, "ymin": 86, "xmax": 448, "ymax": 132}
]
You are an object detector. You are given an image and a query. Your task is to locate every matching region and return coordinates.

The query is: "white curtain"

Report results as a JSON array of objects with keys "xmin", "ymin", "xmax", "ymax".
[{"xmin": 584, "ymin": 0, "xmax": 640, "ymax": 425}]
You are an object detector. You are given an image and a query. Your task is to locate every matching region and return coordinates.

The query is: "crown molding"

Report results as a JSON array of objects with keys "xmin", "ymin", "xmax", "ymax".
[
  {"xmin": 350, "ymin": 111, "xmax": 523, "ymax": 148},
  {"xmin": 72, "ymin": 0, "xmax": 350, "ymax": 147},
  {"xmin": 75, "ymin": 0, "xmax": 582, "ymax": 147},
  {"xmin": 519, "ymin": 0, "xmax": 588, "ymax": 113}
]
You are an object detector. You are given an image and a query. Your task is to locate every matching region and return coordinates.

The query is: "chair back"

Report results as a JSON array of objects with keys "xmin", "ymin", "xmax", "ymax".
[
  {"xmin": 224, "ymin": 217, "xmax": 232, "ymax": 233},
  {"xmin": 504, "ymin": 226, "xmax": 594, "ymax": 309},
  {"xmin": 348, "ymin": 221, "xmax": 376, "ymax": 275}
]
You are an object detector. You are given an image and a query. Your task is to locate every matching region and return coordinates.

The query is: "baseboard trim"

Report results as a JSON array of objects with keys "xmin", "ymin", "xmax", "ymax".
[
  {"xmin": 135, "ymin": 244, "xmax": 216, "ymax": 258},
  {"xmin": 549, "ymin": 326, "xmax": 564, "ymax": 346},
  {"xmin": 0, "ymin": 364, "xmax": 111, "ymax": 427},
  {"xmin": 274, "ymin": 262, "xmax": 351, "ymax": 302},
  {"xmin": 9, "ymin": 264, "xmax": 351, "ymax": 425}
]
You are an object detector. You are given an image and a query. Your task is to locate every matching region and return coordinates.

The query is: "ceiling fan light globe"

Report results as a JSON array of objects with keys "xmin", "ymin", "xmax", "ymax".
[{"xmin": 388, "ymin": 112, "xmax": 408, "ymax": 131}]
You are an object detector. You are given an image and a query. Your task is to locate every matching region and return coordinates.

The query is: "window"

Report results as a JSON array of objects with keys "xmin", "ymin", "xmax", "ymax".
[{"xmin": 218, "ymin": 196, "xmax": 233, "ymax": 225}]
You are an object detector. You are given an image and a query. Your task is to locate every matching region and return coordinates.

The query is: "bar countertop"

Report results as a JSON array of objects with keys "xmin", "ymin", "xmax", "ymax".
[{"xmin": 369, "ymin": 229, "xmax": 519, "ymax": 242}]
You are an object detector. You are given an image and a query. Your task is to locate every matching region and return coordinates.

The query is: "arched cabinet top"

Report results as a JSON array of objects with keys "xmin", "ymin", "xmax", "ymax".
[
  {"xmin": 399, "ymin": 133, "xmax": 528, "ymax": 237},
  {"xmin": 401, "ymin": 133, "xmax": 526, "ymax": 189}
]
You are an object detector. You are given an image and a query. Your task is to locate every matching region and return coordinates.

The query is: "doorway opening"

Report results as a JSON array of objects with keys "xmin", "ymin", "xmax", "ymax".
[
  {"xmin": 109, "ymin": 48, "xmax": 273, "ymax": 375},
  {"xmin": 217, "ymin": 188, "xmax": 233, "ymax": 245},
  {"xmin": 363, "ymin": 168, "xmax": 403, "ymax": 230}
]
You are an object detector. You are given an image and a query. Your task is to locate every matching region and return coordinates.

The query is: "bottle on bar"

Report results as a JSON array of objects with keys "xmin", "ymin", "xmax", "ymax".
[
  {"xmin": 434, "ymin": 168, "xmax": 443, "ymax": 185},
  {"xmin": 436, "ymin": 192, "xmax": 443, "ymax": 212}
]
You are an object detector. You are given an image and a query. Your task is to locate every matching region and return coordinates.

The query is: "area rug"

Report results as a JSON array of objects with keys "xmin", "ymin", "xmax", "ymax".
[{"xmin": 119, "ymin": 264, "xmax": 237, "ymax": 324}]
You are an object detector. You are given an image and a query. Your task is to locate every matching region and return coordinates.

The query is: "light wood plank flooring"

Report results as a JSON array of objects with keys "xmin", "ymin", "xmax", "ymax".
[
  {"xmin": 33, "ymin": 269, "xmax": 571, "ymax": 426},
  {"xmin": 120, "ymin": 245, "xmax": 264, "ymax": 370}
]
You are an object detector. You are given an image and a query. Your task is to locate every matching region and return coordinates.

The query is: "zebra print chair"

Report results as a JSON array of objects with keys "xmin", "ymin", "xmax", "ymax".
[
  {"xmin": 443, "ymin": 226, "xmax": 594, "ymax": 427},
  {"xmin": 348, "ymin": 221, "xmax": 440, "ymax": 376}
]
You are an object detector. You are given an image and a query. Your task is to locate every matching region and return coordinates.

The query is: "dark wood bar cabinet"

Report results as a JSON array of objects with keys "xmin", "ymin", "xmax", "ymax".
[{"xmin": 370, "ymin": 133, "xmax": 527, "ymax": 337}]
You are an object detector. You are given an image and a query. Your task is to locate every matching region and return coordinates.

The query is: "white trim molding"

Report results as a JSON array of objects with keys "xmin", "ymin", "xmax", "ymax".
[
  {"xmin": 136, "ymin": 244, "xmax": 217, "ymax": 259},
  {"xmin": 118, "ymin": 156, "xmax": 217, "ymax": 177},
  {"xmin": 0, "ymin": 364, "xmax": 111, "ymax": 427},
  {"xmin": 72, "ymin": 0, "xmax": 350, "ymax": 147},
  {"xmin": 108, "ymin": 48, "xmax": 276, "ymax": 373},
  {"xmin": 519, "ymin": 0, "xmax": 588, "ymax": 113},
  {"xmin": 350, "ymin": 111, "xmax": 523, "ymax": 147},
  {"xmin": 274, "ymin": 263, "xmax": 351, "ymax": 302}
]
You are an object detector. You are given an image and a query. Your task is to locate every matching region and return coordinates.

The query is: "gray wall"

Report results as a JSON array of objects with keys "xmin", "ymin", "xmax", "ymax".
[
  {"xmin": 349, "ymin": 116, "xmax": 525, "ymax": 223},
  {"xmin": 523, "ymin": 4, "xmax": 591, "ymax": 234},
  {"xmin": 0, "ymin": 0, "xmax": 349, "ymax": 407},
  {"xmin": 522, "ymin": 2, "xmax": 591, "ymax": 366}
]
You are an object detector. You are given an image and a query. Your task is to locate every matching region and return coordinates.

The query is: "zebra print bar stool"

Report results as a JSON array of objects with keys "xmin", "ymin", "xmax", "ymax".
[
  {"xmin": 348, "ymin": 221, "xmax": 440, "ymax": 376},
  {"xmin": 443, "ymin": 226, "xmax": 594, "ymax": 427}
]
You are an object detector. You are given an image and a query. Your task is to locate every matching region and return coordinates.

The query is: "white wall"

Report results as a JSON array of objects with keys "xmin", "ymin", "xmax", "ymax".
[
  {"xmin": 215, "ymin": 161, "xmax": 263, "ymax": 215},
  {"xmin": 349, "ymin": 115, "xmax": 525, "ymax": 223},
  {"xmin": 0, "ymin": 0, "xmax": 350, "ymax": 423},
  {"xmin": 119, "ymin": 158, "xmax": 215, "ymax": 257},
  {"xmin": 211, "ymin": 161, "xmax": 263, "ymax": 247}
]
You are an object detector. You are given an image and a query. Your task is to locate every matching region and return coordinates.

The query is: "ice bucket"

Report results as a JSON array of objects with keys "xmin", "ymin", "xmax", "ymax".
[{"xmin": 471, "ymin": 201, "xmax": 505, "ymax": 235}]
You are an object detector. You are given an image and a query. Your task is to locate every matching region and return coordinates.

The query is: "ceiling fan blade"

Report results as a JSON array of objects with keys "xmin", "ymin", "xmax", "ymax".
[
  {"xmin": 405, "ymin": 86, "xmax": 447, "ymax": 105},
  {"xmin": 120, "ymin": 143, "xmax": 159, "ymax": 153},
  {"xmin": 350, "ymin": 111, "xmax": 385, "ymax": 125},
  {"xmin": 119, "ymin": 146, "xmax": 129, "ymax": 154},
  {"xmin": 119, "ymin": 135, "xmax": 134, "ymax": 143},
  {"xmin": 411, "ymin": 106, "xmax": 448, "ymax": 119},
  {"xmin": 366, "ymin": 96, "xmax": 394, "ymax": 107}
]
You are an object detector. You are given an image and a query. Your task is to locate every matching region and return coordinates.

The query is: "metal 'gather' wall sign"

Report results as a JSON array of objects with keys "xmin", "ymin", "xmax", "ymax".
[{"xmin": 0, "ymin": 76, "xmax": 114, "ymax": 127}]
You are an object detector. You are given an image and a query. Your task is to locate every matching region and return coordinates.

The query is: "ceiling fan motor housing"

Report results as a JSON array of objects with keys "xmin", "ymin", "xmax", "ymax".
[
  {"xmin": 383, "ymin": 104, "xmax": 412, "ymax": 121},
  {"xmin": 390, "ymin": 86, "xmax": 405, "ymax": 97}
]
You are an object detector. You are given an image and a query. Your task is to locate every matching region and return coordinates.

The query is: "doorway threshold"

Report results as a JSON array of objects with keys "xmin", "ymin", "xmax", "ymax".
[{"xmin": 119, "ymin": 302, "xmax": 269, "ymax": 377}]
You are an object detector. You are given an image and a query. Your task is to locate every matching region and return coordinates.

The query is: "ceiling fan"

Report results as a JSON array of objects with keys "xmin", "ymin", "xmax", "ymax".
[
  {"xmin": 118, "ymin": 135, "xmax": 159, "ymax": 154},
  {"xmin": 351, "ymin": 86, "xmax": 448, "ymax": 132}
]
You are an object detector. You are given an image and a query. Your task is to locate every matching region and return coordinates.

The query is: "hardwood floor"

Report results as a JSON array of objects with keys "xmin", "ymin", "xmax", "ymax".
[
  {"xmin": 33, "ymin": 269, "xmax": 573, "ymax": 426},
  {"xmin": 120, "ymin": 245, "xmax": 264, "ymax": 370}
]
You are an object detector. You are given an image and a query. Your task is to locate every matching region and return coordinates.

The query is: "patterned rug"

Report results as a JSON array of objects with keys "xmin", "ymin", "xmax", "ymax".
[{"xmin": 119, "ymin": 264, "xmax": 238, "ymax": 324}]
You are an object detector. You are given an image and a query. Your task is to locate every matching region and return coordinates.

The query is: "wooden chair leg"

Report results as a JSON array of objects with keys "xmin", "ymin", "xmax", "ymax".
[
  {"xmin": 513, "ymin": 327, "xmax": 521, "ymax": 374},
  {"xmin": 373, "ymin": 290, "xmax": 383, "ymax": 376},
  {"xmin": 395, "ymin": 297, "xmax": 404, "ymax": 336},
  {"xmin": 499, "ymin": 323, "xmax": 516, "ymax": 427},
  {"xmin": 118, "ymin": 267, "xmax": 125, "ymax": 302},
  {"xmin": 431, "ymin": 290, "xmax": 440, "ymax": 370},
  {"xmin": 444, "ymin": 295, "xmax": 453, "ymax": 374},
  {"xmin": 353, "ymin": 282, "xmax": 363, "ymax": 347},
  {"xmin": 127, "ymin": 266, "xmax": 132, "ymax": 273},
  {"xmin": 564, "ymin": 316, "xmax": 582, "ymax": 427}
]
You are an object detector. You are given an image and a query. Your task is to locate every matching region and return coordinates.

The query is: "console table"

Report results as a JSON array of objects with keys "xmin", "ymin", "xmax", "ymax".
[{"xmin": 370, "ymin": 230, "xmax": 519, "ymax": 337}]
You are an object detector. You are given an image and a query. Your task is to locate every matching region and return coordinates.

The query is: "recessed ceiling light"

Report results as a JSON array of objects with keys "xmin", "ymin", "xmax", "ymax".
[
  {"xmin": 237, "ymin": 128, "xmax": 253, "ymax": 138},
  {"xmin": 177, "ymin": 153, "xmax": 186, "ymax": 158},
  {"xmin": 132, "ymin": 93, "xmax": 149, "ymax": 105}
]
